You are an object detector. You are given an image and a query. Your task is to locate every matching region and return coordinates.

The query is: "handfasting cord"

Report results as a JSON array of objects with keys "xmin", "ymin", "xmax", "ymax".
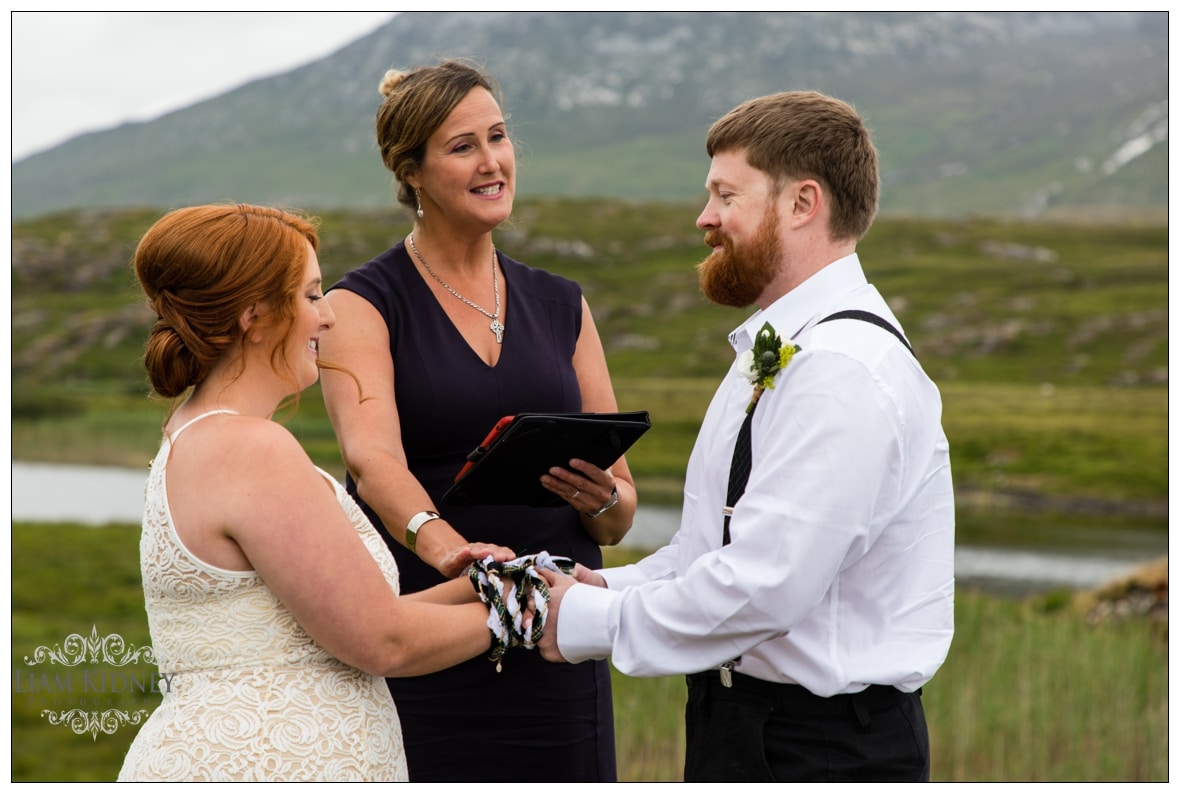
[{"xmin": 468, "ymin": 552, "xmax": 575, "ymax": 671}]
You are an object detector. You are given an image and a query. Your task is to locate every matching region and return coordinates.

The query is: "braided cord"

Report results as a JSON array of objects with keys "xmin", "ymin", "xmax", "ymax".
[{"xmin": 468, "ymin": 552, "xmax": 575, "ymax": 671}]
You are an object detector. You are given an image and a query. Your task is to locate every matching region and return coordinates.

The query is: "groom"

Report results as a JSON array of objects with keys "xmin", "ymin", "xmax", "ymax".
[{"xmin": 539, "ymin": 90, "xmax": 955, "ymax": 782}]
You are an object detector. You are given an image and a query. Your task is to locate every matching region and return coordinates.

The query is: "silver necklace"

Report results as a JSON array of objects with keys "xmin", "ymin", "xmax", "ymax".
[{"xmin": 408, "ymin": 233, "xmax": 504, "ymax": 344}]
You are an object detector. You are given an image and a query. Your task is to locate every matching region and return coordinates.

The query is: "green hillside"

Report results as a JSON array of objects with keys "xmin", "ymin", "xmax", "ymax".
[
  {"xmin": 12, "ymin": 200, "xmax": 1168, "ymax": 516},
  {"xmin": 11, "ymin": 12, "xmax": 1167, "ymax": 222}
]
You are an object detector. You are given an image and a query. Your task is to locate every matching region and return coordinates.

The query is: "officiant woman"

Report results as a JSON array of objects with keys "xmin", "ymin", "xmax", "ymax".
[{"xmin": 319, "ymin": 58, "xmax": 637, "ymax": 782}]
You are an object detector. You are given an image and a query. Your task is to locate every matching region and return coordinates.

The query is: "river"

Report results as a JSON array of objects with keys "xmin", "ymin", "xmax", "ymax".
[{"xmin": 12, "ymin": 461, "xmax": 1166, "ymax": 596}]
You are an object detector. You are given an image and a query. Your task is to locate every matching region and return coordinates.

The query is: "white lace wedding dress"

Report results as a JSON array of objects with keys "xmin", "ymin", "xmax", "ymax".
[{"xmin": 118, "ymin": 411, "xmax": 408, "ymax": 781}]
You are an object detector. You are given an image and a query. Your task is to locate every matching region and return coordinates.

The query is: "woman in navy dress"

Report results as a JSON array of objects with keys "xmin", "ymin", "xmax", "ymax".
[{"xmin": 319, "ymin": 60, "xmax": 636, "ymax": 782}]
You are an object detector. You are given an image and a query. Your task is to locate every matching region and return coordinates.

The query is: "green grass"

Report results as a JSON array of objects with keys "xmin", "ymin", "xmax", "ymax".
[
  {"xmin": 609, "ymin": 600, "xmax": 1170, "ymax": 782},
  {"xmin": 605, "ymin": 548, "xmax": 1169, "ymax": 783},
  {"xmin": 12, "ymin": 377, "xmax": 1167, "ymax": 516},
  {"xmin": 14, "ymin": 206, "xmax": 1168, "ymax": 387},
  {"xmin": 13, "ymin": 206, "xmax": 1168, "ymax": 518},
  {"xmin": 9, "ymin": 205, "xmax": 1168, "ymax": 779},
  {"xmin": 940, "ymin": 382, "xmax": 1168, "ymax": 503},
  {"xmin": 11, "ymin": 527, "xmax": 1167, "ymax": 782},
  {"xmin": 12, "ymin": 523, "xmax": 158, "ymax": 782},
  {"xmin": 928, "ymin": 588, "xmax": 1168, "ymax": 781}
]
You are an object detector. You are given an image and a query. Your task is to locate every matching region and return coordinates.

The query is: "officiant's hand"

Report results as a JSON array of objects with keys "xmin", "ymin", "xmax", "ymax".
[
  {"xmin": 437, "ymin": 542, "xmax": 517, "ymax": 579},
  {"xmin": 541, "ymin": 459, "xmax": 615, "ymax": 514},
  {"xmin": 537, "ymin": 567, "xmax": 576, "ymax": 663}
]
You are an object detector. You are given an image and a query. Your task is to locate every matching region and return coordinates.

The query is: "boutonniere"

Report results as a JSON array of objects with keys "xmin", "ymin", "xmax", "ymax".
[{"xmin": 736, "ymin": 322, "xmax": 800, "ymax": 413}]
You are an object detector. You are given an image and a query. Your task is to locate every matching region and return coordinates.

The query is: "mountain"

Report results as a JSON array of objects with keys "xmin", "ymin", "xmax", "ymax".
[{"xmin": 11, "ymin": 11, "xmax": 1168, "ymax": 221}]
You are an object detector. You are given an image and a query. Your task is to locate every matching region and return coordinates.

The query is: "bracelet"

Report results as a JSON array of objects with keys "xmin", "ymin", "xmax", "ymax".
[
  {"xmin": 404, "ymin": 510, "xmax": 440, "ymax": 556},
  {"xmin": 585, "ymin": 486, "xmax": 619, "ymax": 518}
]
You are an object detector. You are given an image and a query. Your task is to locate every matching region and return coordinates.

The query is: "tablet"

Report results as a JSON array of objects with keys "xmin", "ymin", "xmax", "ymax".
[{"xmin": 441, "ymin": 411, "xmax": 651, "ymax": 507}]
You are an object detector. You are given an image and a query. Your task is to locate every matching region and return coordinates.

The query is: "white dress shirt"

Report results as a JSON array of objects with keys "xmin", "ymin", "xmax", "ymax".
[{"xmin": 557, "ymin": 254, "xmax": 955, "ymax": 696}]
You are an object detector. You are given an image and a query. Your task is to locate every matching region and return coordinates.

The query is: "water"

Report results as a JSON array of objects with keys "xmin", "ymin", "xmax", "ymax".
[
  {"xmin": 12, "ymin": 461, "xmax": 151, "ymax": 525},
  {"xmin": 12, "ymin": 462, "xmax": 1165, "ymax": 596},
  {"xmin": 621, "ymin": 498, "xmax": 1166, "ymax": 596}
]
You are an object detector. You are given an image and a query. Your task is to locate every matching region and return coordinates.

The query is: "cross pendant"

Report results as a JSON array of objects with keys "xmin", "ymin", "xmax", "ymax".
[{"xmin": 490, "ymin": 319, "xmax": 505, "ymax": 344}]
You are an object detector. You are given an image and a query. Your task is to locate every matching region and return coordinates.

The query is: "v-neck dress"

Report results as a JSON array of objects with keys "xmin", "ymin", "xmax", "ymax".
[{"xmin": 330, "ymin": 241, "xmax": 616, "ymax": 782}]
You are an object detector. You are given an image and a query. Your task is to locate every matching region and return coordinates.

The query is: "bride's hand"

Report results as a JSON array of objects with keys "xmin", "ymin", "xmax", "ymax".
[{"xmin": 436, "ymin": 542, "xmax": 516, "ymax": 578}]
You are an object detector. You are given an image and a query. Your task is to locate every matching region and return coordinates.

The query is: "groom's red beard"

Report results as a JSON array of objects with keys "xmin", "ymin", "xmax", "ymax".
[{"xmin": 696, "ymin": 207, "xmax": 782, "ymax": 308}]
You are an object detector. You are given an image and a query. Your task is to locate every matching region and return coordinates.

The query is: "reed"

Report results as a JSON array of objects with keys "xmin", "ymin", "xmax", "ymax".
[
  {"xmin": 11, "ymin": 526, "xmax": 1166, "ymax": 782},
  {"xmin": 601, "ymin": 548, "xmax": 1169, "ymax": 783},
  {"xmin": 928, "ymin": 587, "xmax": 1167, "ymax": 782},
  {"xmin": 13, "ymin": 208, "xmax": 1170, "ymax": 517}
]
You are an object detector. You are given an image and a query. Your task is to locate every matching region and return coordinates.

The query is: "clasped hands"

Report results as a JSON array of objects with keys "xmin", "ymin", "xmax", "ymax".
[
  {"xmin": 537, "ymin": 563, "xmax": 604, "ymax": 663},
  {"xmin": 466, "ymin": 553, "xmax": 603, "ymax": 666}
]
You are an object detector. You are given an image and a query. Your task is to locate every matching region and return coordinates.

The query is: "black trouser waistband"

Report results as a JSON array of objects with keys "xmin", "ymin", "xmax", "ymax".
[{"xmin": 687, "ymin": 670, "xmax": 918, "ymax": 717}]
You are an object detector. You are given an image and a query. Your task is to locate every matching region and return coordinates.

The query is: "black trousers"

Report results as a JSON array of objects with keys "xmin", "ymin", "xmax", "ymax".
[{"xmin": 684, "ymin": 671, "xmax": 930, "ymax": 782}]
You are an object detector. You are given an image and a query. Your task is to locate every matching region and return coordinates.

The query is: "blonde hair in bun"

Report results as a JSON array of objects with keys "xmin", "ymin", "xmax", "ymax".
[{"xmin": 378, "ymin": 69, "xmax": 407, "ymax": 98}]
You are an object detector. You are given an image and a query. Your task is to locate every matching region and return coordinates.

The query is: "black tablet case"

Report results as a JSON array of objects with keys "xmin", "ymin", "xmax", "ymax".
[{"xmin": 441, "ymin": 411, "xmax": 651, "ymax": 508}]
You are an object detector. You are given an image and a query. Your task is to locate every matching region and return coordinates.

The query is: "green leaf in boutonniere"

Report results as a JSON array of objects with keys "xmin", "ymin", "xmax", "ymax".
[{"xmin": 736, "ymin": 321, "xmax": 800, "ymax": 413}]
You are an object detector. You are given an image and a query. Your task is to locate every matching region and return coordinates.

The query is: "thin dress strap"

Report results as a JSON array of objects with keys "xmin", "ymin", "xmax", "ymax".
[{"xmin": 168, "ymin": 409, "xmax": 239, "ymax": 444}]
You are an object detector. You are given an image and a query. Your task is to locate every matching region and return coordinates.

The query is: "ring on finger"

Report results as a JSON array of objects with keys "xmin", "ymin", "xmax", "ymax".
[{"xmin": 571, "ymin": 489, "xmax": 580, "ymax": 499}]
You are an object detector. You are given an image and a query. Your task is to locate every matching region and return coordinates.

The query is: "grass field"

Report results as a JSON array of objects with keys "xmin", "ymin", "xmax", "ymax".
[
  {"xmin": 10, "ymin": 205, "xmax": 1168, "ymax": 781},
  {"xmin": 11, "ymin": 377, "xmax": 1169, "ymax": 516},
  {"xmin": 13, "ymin": 206, "xmax": 1168, "ymax": 515},
  {"xmin": 11, "ymin": 527, "xmax": 1167, "ymax": 782}
]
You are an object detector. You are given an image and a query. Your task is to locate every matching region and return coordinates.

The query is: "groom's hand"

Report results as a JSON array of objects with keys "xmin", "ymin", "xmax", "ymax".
[
  {"xmin": 538, "ymin": 567, "xmax": 574, "ymax": 663},
  {"xmin": 571, "ymin": 563, "xmax": 606, "ymax": 588}
]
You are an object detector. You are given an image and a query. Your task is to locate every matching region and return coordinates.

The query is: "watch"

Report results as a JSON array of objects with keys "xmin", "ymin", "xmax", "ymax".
[
  {"xmin": 585, "ymin": 486, "xmax": 619, "ymax": 518},
  {"xmin": 405, "ymin": 510, "xmax": 441, "ymax": 555}
]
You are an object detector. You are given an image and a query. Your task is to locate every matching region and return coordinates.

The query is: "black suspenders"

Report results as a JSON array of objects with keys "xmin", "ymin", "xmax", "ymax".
[
  {"xmin": 816, "ymin": 309, "xmax": 915, "ymax": 357},
  {"xmin": 717, "ymin": 310, "xmax": 916, "ymax": 684},
  {"xmin": 723, "ymin": 310, "xmax": 915, "ymax": 544}
]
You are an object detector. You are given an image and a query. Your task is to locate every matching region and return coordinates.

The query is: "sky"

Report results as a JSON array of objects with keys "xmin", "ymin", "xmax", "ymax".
[
  {"xmin": 11, "ymin": 8, "xmax": 1173, "ymax": 165},
  {"xmin": 10, "ymin": 11, "xmax": 400, "ymax": 162}
]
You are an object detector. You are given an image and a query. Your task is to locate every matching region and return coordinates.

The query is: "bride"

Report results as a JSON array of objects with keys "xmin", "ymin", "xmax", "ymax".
[{"xmin": 118, "ymin": 203, "xmax": 516, "ymax": 781}]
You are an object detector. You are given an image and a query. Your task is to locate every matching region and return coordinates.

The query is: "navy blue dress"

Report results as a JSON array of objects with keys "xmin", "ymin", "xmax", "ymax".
[{"xmin": 330, "ymin": 242, "xmax": 617, "ymax": 782}]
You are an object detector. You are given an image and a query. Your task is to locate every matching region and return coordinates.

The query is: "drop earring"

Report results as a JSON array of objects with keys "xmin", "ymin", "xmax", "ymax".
[{"xmin": 415, "ymin": 188, "xmax": 424, "ymax": 219}]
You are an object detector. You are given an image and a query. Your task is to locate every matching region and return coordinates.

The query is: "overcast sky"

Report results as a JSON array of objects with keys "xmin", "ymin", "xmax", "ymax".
[{"xmin": 10, "ymin": 11, "xmax": 399, "ymax": 161}]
